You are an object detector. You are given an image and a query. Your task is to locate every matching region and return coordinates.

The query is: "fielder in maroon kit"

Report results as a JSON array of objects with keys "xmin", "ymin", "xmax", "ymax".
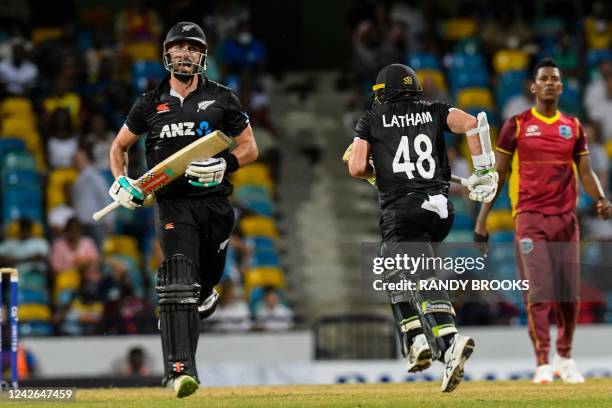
[{"xmin": 475, "ymin": 59, "xmax": 611, "ymax": 384}]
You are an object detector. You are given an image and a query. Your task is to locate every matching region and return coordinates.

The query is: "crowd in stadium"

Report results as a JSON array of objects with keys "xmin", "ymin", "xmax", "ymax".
[
  {"xmin": 0, "ymin": 0, "xmax": 291, "ymax": 337},
  {"xmin": 341, "ymin": 0, "xmax": 612, "ymax": 325}
]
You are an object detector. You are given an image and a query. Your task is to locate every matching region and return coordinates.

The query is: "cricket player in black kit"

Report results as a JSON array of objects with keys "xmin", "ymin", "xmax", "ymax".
[
  {"xmin": 108, "ymin": 22, "xmax": 258, "ymax": 398},
  {"xmin": 348, "ymin": 64, "xmax": 498, "ymax": 392}
]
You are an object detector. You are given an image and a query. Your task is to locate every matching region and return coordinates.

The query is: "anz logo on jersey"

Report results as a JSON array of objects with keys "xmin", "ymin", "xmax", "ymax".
[{"xmin": 159, "ymin": 121, "xmax": 212, "ymax": 138}]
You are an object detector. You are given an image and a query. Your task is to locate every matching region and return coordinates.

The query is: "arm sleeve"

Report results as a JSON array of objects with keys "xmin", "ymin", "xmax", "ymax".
[
  {"xmin": 124, "ymin": 95, "xmax": 150, "ymax": 135},
  {"xmin": 222, "ymin": 90, "xmax": 250, "ymax": 137},
  {"xmin": 496, "ymin": 117, "xmax": 518, "ymax": 155},
  {"xmin": 435, "ymin": 101, "xmax": 453, "ymax": 133},
  {"xmin": 354, "ymin": 111, "xmax": 372, "ymax": 143},
  {"xmin": 573, "ymin": 121, "xmax": 590, "ymax": 156}
]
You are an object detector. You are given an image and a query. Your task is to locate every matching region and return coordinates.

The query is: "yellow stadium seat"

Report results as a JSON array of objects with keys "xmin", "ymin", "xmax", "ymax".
[
  {"xmin": 6, "ymin": 220, "xmax": 44, "ymax": 238},
  {"xmin": 18, "ymin": 303, "xmax": 52, "ymax": 321},
  {"xmin": 244, "ymin": 266, "xmax": 285, "ymax": 295},
  {"xmin": 493, "ymin": 49, "xmax": 529, "ymax": 74},
  {"xmin": 125, "ymin": 41, "xmax": 159, "ymax": 61},
  {"xmin": 605, "ymin": 140, "xmax": 612, "ymax": 158},
  {"xmin": 486, "ymin": 210, "xmax": 515, "ymax": 233},
  {"xmin": 239, "ymin": 215, "xmax": 279, "ymax": 239},
  {"xmin": 1, "ymin": 97, "xmax": 34, "ymax": 119},
  {"xmin": 55, "ymin": 269, "xmax": 81, "ymax": 293},
  {"xmin": 584, "ymin": 18, "xmax": 611, "ymax": 50},
  {"xmin": 416, "ymin": 69, "xmax": 447, "ymax": 92},
  {"xmin": 103, "ymin": 235, "xmax": 141, "ymax": 262},
  {"xmin": 456, "ymin": 88, "xmax": 494, "ymax": 109},
  {"xmin": 43, "ymin": 93, "xmax": 81, "ymax": 127},
  {"xmin": 47, "ymin": 168, "xmax": 79, "ymax": 211},
  {"xmin": 0, "ymin": 119, "xmax": 45, "ymax": 169},
  {"xmin": 442, "ymin": 18, "xmax": 477, "ymax": 41},
  {"xmin": 31, "ymin": 27, "xmax": 62, "ymax": 45}
]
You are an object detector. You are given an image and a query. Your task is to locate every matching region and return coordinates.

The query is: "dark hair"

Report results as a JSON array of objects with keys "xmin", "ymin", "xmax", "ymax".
[{"xmin": 533, "ymin": 58, "xmax": 560, "ymax": 80}]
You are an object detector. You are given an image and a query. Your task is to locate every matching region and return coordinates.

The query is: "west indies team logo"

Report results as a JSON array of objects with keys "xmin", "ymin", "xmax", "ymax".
[
  {"xmin": 558, "ymin": 125, "xmax": 572, "ymax": 139},
  {"xmin": 519, "ymin": 237, "xmax": 534, "ymax": 254}
]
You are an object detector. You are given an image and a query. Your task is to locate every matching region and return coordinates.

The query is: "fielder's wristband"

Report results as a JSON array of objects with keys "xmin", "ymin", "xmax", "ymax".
[
  {"xmin": 474, "ymin": 232, "xmax": 489, "ymax": 243},
  {"xmin": 224, "ymin": 153, "xmax": 239, "ymax": 172}
]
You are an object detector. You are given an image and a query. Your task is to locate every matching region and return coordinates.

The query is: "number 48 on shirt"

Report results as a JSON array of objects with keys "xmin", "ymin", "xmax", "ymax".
[{"xmin": 392, "ymin": 134, "xmax": 436, "ymax": 179}]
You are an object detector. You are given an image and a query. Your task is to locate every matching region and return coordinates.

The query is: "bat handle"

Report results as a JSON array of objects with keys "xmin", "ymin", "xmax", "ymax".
[
  {"xmin": 92, "ymin": 201, "xmax": 120, "ymax": 221},
  {"xmin": 450, "ymin": 174, "xmax": 469, "ymax": 187}
]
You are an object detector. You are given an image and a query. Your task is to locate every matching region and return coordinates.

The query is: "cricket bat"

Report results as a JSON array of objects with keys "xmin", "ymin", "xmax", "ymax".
[{"xmin": 93, "ymin": 130, "xmax": 232, "ymax": 221}]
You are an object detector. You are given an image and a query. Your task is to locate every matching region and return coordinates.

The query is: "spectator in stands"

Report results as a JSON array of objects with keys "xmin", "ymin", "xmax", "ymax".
[
  {"xmin": 502, "ymin": 78, "xmax": 535, "ymax": 121},
  {"xmin": 50, "ymin": 217, "xmax": 100, "ymax": 282},
  {"xmin": 255, "ymin": 287, "xmax": 293, "ymax": 331},
  {"xmin": 0, "ymin": 38, "xmax": 38, "ymax": 96},
  {"xmin": 421, "ymin": 74, "xmax": 451, "ymax": 104},
  {"xmin": 584, "ymin": 61, "xmax": 611, "ymax": 116},
  {"xmin": 59, "ymin": 273, "xmax": 103, "ymax": 335},
  {"xmin": 219, "ymin": 20, "xmax": 266, "ymax": 73},
  {"xmin": 72, "ymin": 147, "xmax": 114, "ymax": 247},
  {"xmin": 115, "ymin": 0, "xmax": 162, "ymax": 61},
  {"xmin": 122, "ymin": 347, "xmax": 151, "ymax": 377},
  {"xmin": 45, "ymin": 108, "xmax": 78, "ymax": 168},
  {"xmin": 586, "ymin": 65, "xmax": 612, "ymax": 141},
  {"xmin": 48, "ymin": 181, "xmax": 76, "ymax": 239},
  {"xmin": 583, "ymin": 121, "xmax": 609, "ymax": 191},
  {"xmin": 208, "ymin": 279, "xmax": 252, "ymax": 332},
  {"xmin": 0, "ymin": 218, "xmax": 48, "ymax": 272},
  {"xmin": 43, "ymin": 77, "xmax": 82, "ymax": 129},
  {"xmin": 83, "ymin": 113, "xmax": 116, "ymax": 170}
]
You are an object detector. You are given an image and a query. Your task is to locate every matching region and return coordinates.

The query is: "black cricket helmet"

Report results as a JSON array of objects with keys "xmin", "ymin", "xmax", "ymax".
[
  {"xmin": 163, "ymin": 21, "xmax": 208, "ymax": 76},
  {"xmin": 371, "ymin": 63, "xmax": 422, "ymax": 106}
]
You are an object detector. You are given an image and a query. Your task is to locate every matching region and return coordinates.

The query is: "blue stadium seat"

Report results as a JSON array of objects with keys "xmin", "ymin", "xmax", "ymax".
[
  {"xmin": 252, "ymin": 250, "xmax": 280, "ymax": 268},
  {"xmin": 406, "ymin": 53, "xmax": 441, "ymax": 70},
  {"xmin": 0, "ymin": 138, "xmax": 26, "ymax": 162},
  {"xmin": 490, "ymin": 230, "xmax": 515, "ymax": 243},
  {"xmin": 586, "ymin": 49, "xmax": 612, "ymax": 70},
  {"xmin": 247, "ymin": 236, "xmax": 276, "ymax": 251},
  {"xmin": 19, "ymin": 322, "xmax": 53, "ymax": 337},
  {"xmin": 496, "ymin": 70, "xmax": 527, "ymax": 108},
  {"xmin": 449, "ymin": 70, "xmax": 488, "ymax": 93},
  {"xmin": 492, "ymin": 184, "xmax": 511, "ymax": 211},
  {"xmin": 4, "ymin": 187, "xmax": 43, "ymax": 207},
  {"xmin": 243, "ymin": 199, "xmax": 273, "ymax": 217},
  {"xmin": 1, "ymin": 151, "xmax": 37, "ymax": 171},
  {"xmin": 19, "ymin": 288, "xmax": 48, "ymax": 305},
  {"xmin": 2, "ymin": 169, "xmax": 40, "ymax": 189},
  {"xmin": 132, "ymin": 61, "xmax": 165, "ymax": 94},
  {"xmin": 449, "ymin": 52, "xmax": 486, "ymax": 71},
  {"xmin": 559, "ymin": 78, "xmax": 581, "ymax": 116},
  {"xmin": 3, "ymin": 203, "xmax": 43, "ymax": 223}
]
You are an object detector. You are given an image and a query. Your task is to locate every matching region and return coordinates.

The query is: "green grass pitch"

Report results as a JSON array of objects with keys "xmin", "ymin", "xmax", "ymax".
[{"xmin": 10, "ymin": 379, "xmax": 612, "ymax": 407}]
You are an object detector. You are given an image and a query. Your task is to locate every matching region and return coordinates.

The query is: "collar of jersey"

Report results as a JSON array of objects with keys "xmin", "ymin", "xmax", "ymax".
[
  {"xmin": 531, "ymin": 107, "xmax": 560, "ymax": 124},
  {"xmin": 156, "ymin": 74, "xmax": 208, "ymax": 96}
]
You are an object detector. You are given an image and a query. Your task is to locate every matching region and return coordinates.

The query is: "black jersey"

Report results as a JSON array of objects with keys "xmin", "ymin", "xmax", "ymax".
[
  {"xmin": 124, "ymin": 75, "xmax": 249, "ymax": 200},
  {"xmin": 355, "ymin": 98, "xmax": 453, "ymax": 207}
]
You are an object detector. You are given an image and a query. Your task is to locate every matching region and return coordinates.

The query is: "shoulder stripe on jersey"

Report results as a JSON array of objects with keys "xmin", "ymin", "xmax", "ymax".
[
  {"xmin": 574, "ymin": 151, "xmax": 590, "ymax": 156},
  {"xmin": 574, "ymin": 117, "xmax": 580, "ymax": 139},
  {"xmin": 515, "ymin": 117, "xmax": 521, "ymax": 139}
]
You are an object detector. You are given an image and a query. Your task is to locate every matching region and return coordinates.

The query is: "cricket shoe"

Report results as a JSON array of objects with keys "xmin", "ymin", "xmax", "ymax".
[
  {"xmin": 171, "ymin": 375, "xmax": 199, "ymax": 398},
  {"xmin": 532, "ymin": 364, "xmax": 554, "ymax": 384},
  {"xmin": 198, "ymin": 288, "xmax": 220, "ymax": 320},
  {"xmin": 441, "ymin": 334, "xmax": 475, "ymax": 393},
  {"xmin": 552, "ymin": 355, "xmax": 585, "ymax": 384},
  {"xmin": 406, "ymin": 334, "xmax": 432, "ymax": 373}
]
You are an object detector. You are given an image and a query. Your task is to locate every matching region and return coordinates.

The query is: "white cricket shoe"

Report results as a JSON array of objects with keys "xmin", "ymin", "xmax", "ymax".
[
  {"xmin": 553, "ymin": 355, "xmax": 585, "ymax": 384},
  {"xmin": 172, "ymin": 375, "xmax": 199, "ymax": 398},
  {"xmin": 441, "ymin": 334, "xmax": 475, "ymax": 393},
  {"xmin": 406, "ymin": 334, "xmax": 432, "ymax": 373},
  {"xmin": 532, "ymin": 364, "xmax": 554, "ymax": 384}
]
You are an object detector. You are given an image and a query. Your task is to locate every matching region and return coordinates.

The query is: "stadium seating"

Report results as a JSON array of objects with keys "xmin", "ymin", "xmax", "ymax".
[
  {"xmin": 496, "ymin": 70, "xmax": 527, "ymax": 108},
  {"xmin": 407, "ymin": 53, "xmax": 441, "ymax": 70},
  {"xmin": 493, "ymin": 49, "xmax": 530, "ymax": 74},
  {"xmin": 456, "ymin": 88, "xmax": 494, "ymax": 110},
  {"xmin": 244, "ymin": 266, "xmax": 285, "ymax": 295},
  {"xmin": 47, "ymin": 168, "xmax": 79, "ymax": 211},
  {"xmin": 441, "ymin": 18, "xmax": 478, "ymax": 41},
  {"xmin": 416, "ymin": 69, "xmax": 447, "ymax": 92},
  {"xmin": 240, "ymin": 215, "xmax": 279, "ymax": 239}
]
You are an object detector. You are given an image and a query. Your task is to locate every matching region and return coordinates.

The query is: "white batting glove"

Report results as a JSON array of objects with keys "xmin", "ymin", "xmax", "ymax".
[
  {"xmin": 109, "ymin": 176, "xmax": 144, "ymax": 210},
  {"xmin": 185, "ymin": 158, "xmax": 226, "ymax": 187},
  {"xmin": 467, "ymin": 169, "xmax": 498, "ymax": 203}
]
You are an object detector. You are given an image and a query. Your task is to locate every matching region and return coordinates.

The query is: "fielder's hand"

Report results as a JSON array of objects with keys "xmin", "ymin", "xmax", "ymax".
[
  {"xmin": 185, "ymin": 158, "xmax": 226, "ymax": 187},
  {"xmin": 596, "ymin": 198, "xmax": 611, "ymax": 220},
  {"xmin": 467, "ymin": 169, "xmax": 498, "ymax": 203},
  {"xmin": 473, "ymin": 223, "xmax": 490, "ymax": 256},
  {"xmin": 109, "ymin": 176, "xmax": 144, "ymax": 210}
]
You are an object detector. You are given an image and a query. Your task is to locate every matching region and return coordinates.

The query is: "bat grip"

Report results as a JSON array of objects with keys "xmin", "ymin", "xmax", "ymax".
[
  {"xmin": 92, "ymin": 201, "xmax": 120, "ymax": 221},
  {"xmin": 450, "ymin": 174, "xmax": 469, "ymax": 187}
]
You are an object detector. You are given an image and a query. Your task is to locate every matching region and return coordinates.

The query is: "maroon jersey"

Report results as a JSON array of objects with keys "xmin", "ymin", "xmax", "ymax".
[{"xmin": 496, "ymin": 107, "xmax": 589, "ymax": 215}]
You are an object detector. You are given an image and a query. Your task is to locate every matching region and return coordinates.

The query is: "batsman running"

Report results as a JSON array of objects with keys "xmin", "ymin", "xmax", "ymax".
[
  {"xmin": 346, "ymin": 64, "xmax": 497, "ymax": 392},
  {"xmin": 108, "ymin": 22, "xmax": 258, "ymax": 397}
]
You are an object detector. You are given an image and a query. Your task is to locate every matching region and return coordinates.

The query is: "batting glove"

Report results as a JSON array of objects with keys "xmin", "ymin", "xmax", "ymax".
[
  {"xmin": 109, "ymin": 176, "xmax": 144, "ymax": 210},
  {"xmin": 467, "ymin": 169, "xmax": 498, "ymax": 203},
  {"xmin": 185, "ymin": 158, "xmax": 226, "ymax": 187}
]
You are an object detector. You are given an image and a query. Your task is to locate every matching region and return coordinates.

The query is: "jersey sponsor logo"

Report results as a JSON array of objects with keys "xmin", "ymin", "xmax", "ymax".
[
  {"xmin": 525, "ymin": 124, "xmax": 541, "ymax": 137},
  {"xmin": 382, "ymin": 111, "xmax": 432, "ymax": 128},
  {"xmin": 559, "ymin": 125, "xmax": 572, "ymax": 139},
  {"xmin": 160, "ymin": 121, "xmax": 212, "ymax": 138},
  {"xmin": 156, "ymin": 103, "xmax": 170, "ymax": 113},
  {"xmin": 197, "ymin": 100, "xmax": 215, "ymax": 112}
]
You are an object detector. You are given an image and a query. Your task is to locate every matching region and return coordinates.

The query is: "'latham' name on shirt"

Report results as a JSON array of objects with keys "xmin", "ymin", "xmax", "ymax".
[{"xmin": 382, "ymin": 111, "xmax": 433, "ymax": 127}]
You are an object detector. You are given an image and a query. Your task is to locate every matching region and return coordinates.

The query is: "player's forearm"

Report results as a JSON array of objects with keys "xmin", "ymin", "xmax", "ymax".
[
  {"xmin": 109, "ymin": 143, "xmax": 128, "ymax": 178},
  {"xmin": 349, "ymin": 162, "xmax": 375, "ymax": 179},
  {"xmin": 231, "ymin": 126, "xmax": 259, "ymax": 168},
  {"xmin": 580, "ymin": 169, "xmax": 607, "ymax": 201}
]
